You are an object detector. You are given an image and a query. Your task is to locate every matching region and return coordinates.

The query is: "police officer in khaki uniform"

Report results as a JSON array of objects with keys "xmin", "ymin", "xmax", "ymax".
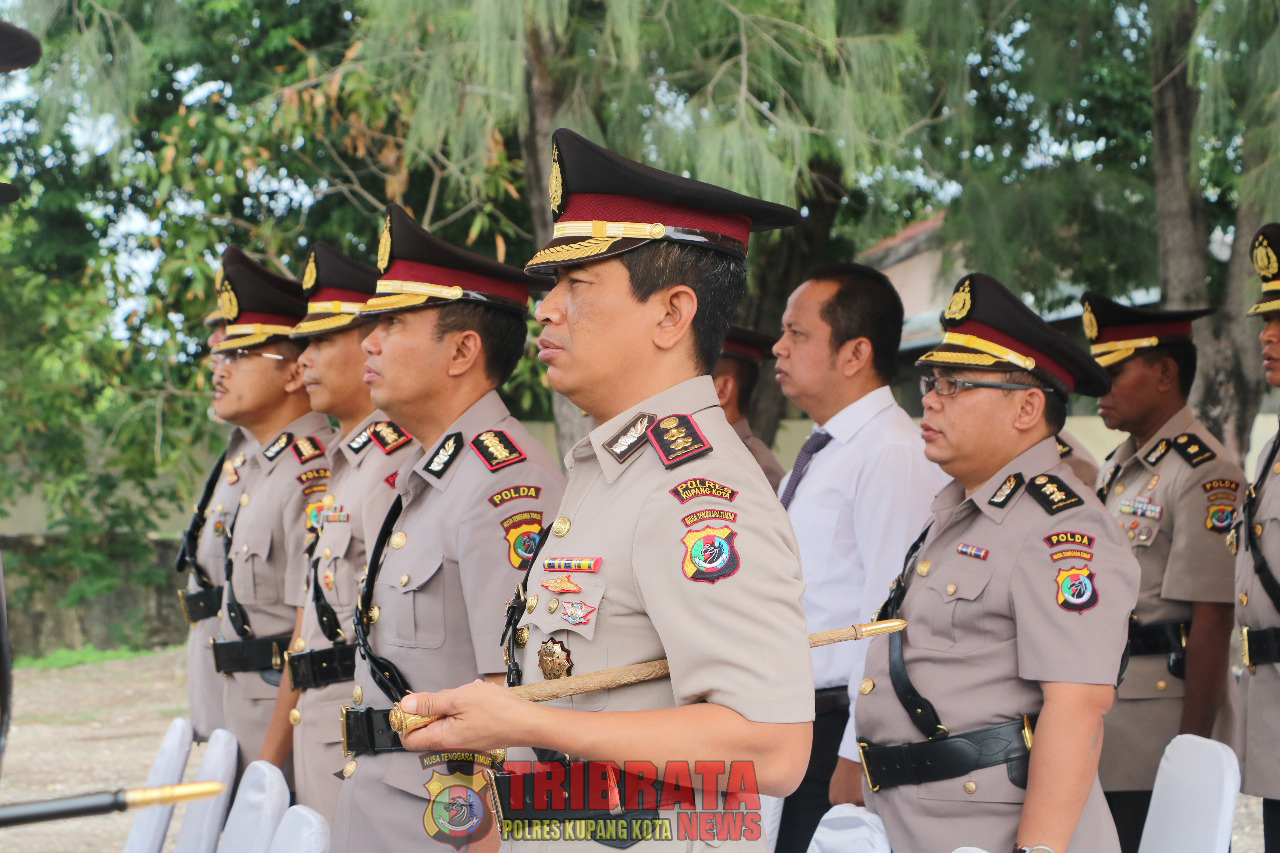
[
  {"xmin": 255, "ymin": 242, "xmax": 411, "ymax": 820},
  {"xmin": 714, "ymin": 326, "xmax": 786, "ymax": 490},
  {"xmin": 396, "ymin": 129, "xmax": 815, "ymax": 850},
  {"xmin": 329, "ymin": 204, "xmax": 564, "ymax": 852},
  {"xmin": 854, "ymin": 274, "xmax": 1140, "ymax": 853},
  {"xmin": 209, "ymin": 248, "xmax": 337, "ymax": 780},
  {"xmin": 1232, "ymin": 223, "xmax": 1280, "ymax": 852},
  {"xmin": 179, "ymin": 275, "xmax": 257, "ymax": 742},
  {"xmin": 1082, "ymin": 292, "xmax": 1239, "ymax": 851}
]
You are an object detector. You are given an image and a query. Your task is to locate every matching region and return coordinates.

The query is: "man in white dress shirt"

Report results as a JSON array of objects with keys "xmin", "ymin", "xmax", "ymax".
[{"xmin": 771, "ymin": 262, "xmax": 948, "ymax": 852}]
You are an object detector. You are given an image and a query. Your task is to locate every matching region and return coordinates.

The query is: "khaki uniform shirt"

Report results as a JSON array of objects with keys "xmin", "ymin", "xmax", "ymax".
[
  {"xmin": 505, "ymin": 376, "xmax": 813, "ymax": 852},
  {"xmin": 1233, "ymin": 429, "xmax": 1280, "ymax": 797},
  {"xmin": 185, "ymin": 427, "xmax": 255, "ymax": 741},
  {"xmin": 332, "ymin": 391, "xmax": 564, "ymax": 853},
  {"xmin": 1057, "ymin": 429, "xmax": 1100, "ymax": 486},
  {"xmin": 856, "ymin": 437, "xmax": 1139, "ymax": 853},
  {"xmin": 731, "ymin": 417, "xmax": 785, "ymax": 492},
  {"xmin": 1095, "ymin": 406, "xmax": 1240, "ymax": 790},
  {"xmin": 217, "ymin": 410, "xmax": 336, "ymax": 773},
  {"xmin": 293, "ymin": 412, "xmax": 415, "ymax": 822}
]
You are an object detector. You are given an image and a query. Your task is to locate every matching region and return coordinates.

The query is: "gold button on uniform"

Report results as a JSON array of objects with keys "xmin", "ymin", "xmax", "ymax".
[
  {"xmin": 526, "ymin": 595, "xmax": 539, "ymax": 613},
  {"xmin": 516, "ymin": 625, "xmax": 529, "ymax": 647},
  {"xmin": 1273, "ymin": 462, "xmax": 1280, "ymax": 475},
  {"xmin": 946, "ymin": 583, "xmax": 958, "ymax": 596},
  {"xmin": 399, "ymin": 573, "xmax": 410, "ymax": 587},
  {"xmin": 390, "ymin": 531, "xmax": 407, "ymax": 549},
  {"xmin": 323, "ymin": 494, "xmax": 336, "ymax": 508},
  {"xmin": 215, "ymin": 503, "xmax": 223, "ymax": 513},
  {"xmin": 551, "ymin": 517, "xmax": 571, "ymax": 537},
  {"xmin": 322, "ymin": 547, "xmax": 332, "ymax": 559},
  {"xmin": 241, "ymin": 545, "xmax": 248, "ymax": 554},
  {"xmin": 368, "ymin": 606, "xmax": 380, "ymax": 624},
  {"xmin": 548, "ymin": 599, "xmax": 559, "ymax": 614},
  {"xmin": 859, "ymin": 678, "xmax": 874, "ymax": 695},
  {"xmin": 343, "ymin": 760, "xmax": 357, "ymax": 778},
  {"xmin": 1241, "ymin": 592, "xmax": 1249, "ymax": 606},
  {"xmin": 963, "ymin": 781, "xmax": 977, "ymax": 794},
  {"xmin": 917, "ymin": 561, "xmax": 931, "ymax": 577},
  {"xmin": 353, "ymin": 685, "xmax": 363, "ymax": 704},
  {"xmin": 292, "ymin": 636, "xmax": 305, "ymax": 652},
  {"xmin": 1256, "ymin": 524, "xmax": 1265, "ymax": 537},
  {"xmin": 1114, "ymin": 482, "xmax": 1125, "ymax": 495},
  {"xmin": 240, "ymin": 493, "xmax": 250, "ymax": 506},
  {"xmin": 1156, "ymin": 680, "xmax": 1168, "ymax": 691},
  {"xmin": 288, "ymin": 709, "xmax": 301, "ymax": 725}
]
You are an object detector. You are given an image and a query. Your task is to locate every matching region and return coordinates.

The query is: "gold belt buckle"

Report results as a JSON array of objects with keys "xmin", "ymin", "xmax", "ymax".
[
  {"xmin": 340, "ymin": 705, "xmax": 352, "ymax": 757},
  {"xmin": 856, "ymin": 741, "xmax": 880, "ymax": 793},
  {"xmin": 1242, "ymin": 626, "xmax": 1255, "ymax": 674},
  {"xmin": 1022, "ymin": 714, "xmax": 1034, "ymax": 750},
  {"xmin": 176, "ymin": 589, "xmax": 191, "ymax": 623}
]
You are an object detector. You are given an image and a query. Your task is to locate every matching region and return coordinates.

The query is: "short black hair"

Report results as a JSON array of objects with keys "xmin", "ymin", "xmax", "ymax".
[
  {"xmin": 268, "ymin": 338, "xmax": 306, "ymax": 360},
  {"xmin": 618, "ymin": 242, "xmax": 746, "ymax": 374},
  {"xmin": 1138, "ymin": 342, "xmax": 1196, "ymax": 398},
  {"xmin": 433, "ymin": 302, "xmax": 528, "ymax": 385},
  {"xmin": 713, "ymin": 355, "xmax": 759, "ymax": 410},
  {"xmin": 804, "ymin": 262, "xmax": 902, "ymax": 382},
  {"xmin": 1003, "ymin": 368, "xmax": 1068, "ymax": 432}
]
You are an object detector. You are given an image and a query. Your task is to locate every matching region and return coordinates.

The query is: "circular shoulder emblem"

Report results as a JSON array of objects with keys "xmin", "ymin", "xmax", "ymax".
[{"xmin": 943, "ymin": 279, "xmax": 972, "ymax": 323}]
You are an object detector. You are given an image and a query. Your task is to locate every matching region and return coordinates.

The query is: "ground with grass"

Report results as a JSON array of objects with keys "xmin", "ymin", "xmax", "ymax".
[{"xmin": 0, "ymin": 646, "xmax": 1268, "ymax": 851}]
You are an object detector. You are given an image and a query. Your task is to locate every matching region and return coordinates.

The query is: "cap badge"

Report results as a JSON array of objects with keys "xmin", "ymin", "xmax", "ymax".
[
  {"xmin": 377, "ymin": 214, "xmax": 392, "ymax": 272},
  {"xmin": 1255, "ymin": 235, "xmax": 1279, "ymax": 280},
  {"xmin": 944, "ymin": 279, "xmax": 972, "ymax": 322},
  {"xmin": 548, "ymin": 142, "xmax": 563, "ymax": 215},
  {"xmin": 216, "ymin": 274, "xmax": 239, "ymax": 322},
  {"xmin": 1082, "ymin": 301, "xmax": 1098, "ymax": 341},
  {"xmin": 302, "ymin": 252, "xmax": 318, "ymax": 291}
]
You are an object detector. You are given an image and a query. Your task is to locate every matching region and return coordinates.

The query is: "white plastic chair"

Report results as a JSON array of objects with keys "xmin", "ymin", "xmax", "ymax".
[
  {"xmin": 123, "ymin": 717, "xmax": 194, "ymax": 853},
  {"xmin": 807, "ymin": 803, "xmax": 890, "ymax": 853},
  {"xmin": 214, "ymin": 760, "xmax": 290, "ymax": 853},
  {"xmin": 266, "ymin": 805, "xmax": 330, "ymax": 853},
  {"xmin": 952, "ymin": 848, "xmax": 990, "ymax": 852},
  {"xmin": 1137, "ymin": 734, "xmax": 1239, "ymax": 853},
  {"xmin": 173, "ymin": 728, "xmax": 239, "ymax": 853}
]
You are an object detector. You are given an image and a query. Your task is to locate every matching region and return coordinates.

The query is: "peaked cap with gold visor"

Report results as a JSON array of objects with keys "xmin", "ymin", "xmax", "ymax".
[
  {"xmin": 1249, "ymin": 223, "xmax": 1280, "ymax": 316},
  {"xmin": 359, "ymin": 203, "xmax": 542, "ymax": 317},
  {"xmin": 209, "ymin": 247, "xmax": 307, "ymax": 352},
  {"xmin": 289, "ymin": 241, "xmax": 380, "ymax": 337},
  {"xmin": 1079, "ymin": 291, "xmax": 1211, "ymax": 368},
  {"xmin": 524, "ymin": 128, "xmax": 800, "ymax": 275},
  {"xmin": 918, "ymin": 273, "xmax": 1110, "ymax": 398}
]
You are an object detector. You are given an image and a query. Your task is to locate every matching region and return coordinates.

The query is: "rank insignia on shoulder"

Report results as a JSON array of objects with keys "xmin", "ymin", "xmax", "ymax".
[
  {"xmin": 648, "ymin": 414, "xmax": 712, "ymax": 469},
  {"xmin": 988, "ymin": 473, "xmax": 1024, "ymax": 508},
  {"xmin": 1029, "ymin": 474, "xmax": 1084, "ymax": 515},
  {"xmin": 1173, "ymin": 433, "xmax": 1216, "ymax": 467},
  {"xmin": 1144, "ymin": 438, "xmax": 1172, "ymax": 466},
  {"xmin": 371, "ymin": 421, "xmax": 412, "ymax": 454},
  {"xmin": 681, "ymin": 525, "xmax": 741, "ymax": 583},
  {"xmin": 263, "ymin": 431, "xmax": 293, "ymax": 461},
  {"xmin": 956, "ymin": 543, "xmax": 989, "ymax": 560},
  {"xmin": 292, "ymin": 435, "xmax": 326, "ymax": 464},
  {"xmin": 347, "ymin": 425, "xmax": 374, "ymax": 454},
  {"xmin": 425, "ymin": 432, "xmax": 463, "ymax": 478},
  {"xmin": 1056, "ymin": 437, "xmax": 1074, "ymax": 458},
  {"xmin": 1056, "ymin": 565, "xmax": 1099, "ymax": 613},
  {"xmin": 1207, "ymin": 504, "xmax": 1235, "ymax": 532},
  {"xmin": 471, "ymin": 430, "xmax": 527, "ymax": 471},
  {"xmin": 605, "ymin": 412, "xmax": 656, "ymax": 463}
]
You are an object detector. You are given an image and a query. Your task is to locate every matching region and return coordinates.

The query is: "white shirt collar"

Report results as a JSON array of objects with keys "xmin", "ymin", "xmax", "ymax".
[{"xmin": 815, "ymin": 385, "xmax": 897, "ymax": 444}]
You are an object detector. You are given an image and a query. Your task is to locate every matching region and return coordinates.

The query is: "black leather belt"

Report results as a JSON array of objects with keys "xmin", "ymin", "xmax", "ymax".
[
  {"xmin": 815, "ymin": 686, "xmax": 850, "ymax": 716},
  {"xmin": 1127, "ymin": 620, "xmax": 1187, "ymax": 656},
  {"xmin": 856, "ymin": 716, "xmax": 1034, "ymax": 792},
  {"xmin": 287, "ymin": 645, "xmax": 356, "ymax": 690},
  {"xmin": 211, "ymin": 633, "xmax": 291, "ymax": 675},
  {"xmin": 177, "ymin": 586, "xmax": 222, "ymax": 624},
  {"xmin": 340, "ymin": 706, "xmax": 403, "ymax": 756},
  {"xmin": 1242, "ymin": 626, "xmax": 1280, "ymax": 671}
]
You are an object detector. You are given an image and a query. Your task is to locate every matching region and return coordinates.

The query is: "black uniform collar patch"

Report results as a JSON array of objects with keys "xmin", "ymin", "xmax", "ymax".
[
  {"xmin": 605, "ymin": 412, "xmax": 656, "ymax": 464},
  {"xmin": 647, "ymin": 413, "xmax": 712, "ymax": 469},
  {"xmin": 471, "ymin": 430, "xmax": 527, "ymax": 471},
  {"xmin": 347, "ymin": 424, "xmax": 375, "ymax": 454},
  {"xmin": 425, "ymin": 432, "xmax": 463, "ymax": 478},
  {"xmin": 1144, "ymin": 438, "xmax": 1172, "ymax": 466},
  {"xmin": 263, "ymin": 431, "xmax": 293, "ymax": 461},
  {"xmin": 988, "ymin": 472, "xmax": 1025, "ymax": 508},
  {"xmin": 1172, "ymin": 432, "xmax": 1216, "ymax": 467},
  {"xmin": 291, "ymin": 435, "xmax": 326, "ymax": 464},
  {"xmin": 371, "ymin": 421, "xmax": 412, "ymax": 454},
  {"xmin": 1056, "ymin": 437, "xmax": 1073, "ymax": 458},
  {"xmin": 1028, "ymin": 473, "xmax": 1084, "ymax": 515}
]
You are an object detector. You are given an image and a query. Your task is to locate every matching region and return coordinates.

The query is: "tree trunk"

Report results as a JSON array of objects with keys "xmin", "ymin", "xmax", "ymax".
[{"xmin": 1150, "ymin": 1, "xmax": 1208, "ymax": 311}]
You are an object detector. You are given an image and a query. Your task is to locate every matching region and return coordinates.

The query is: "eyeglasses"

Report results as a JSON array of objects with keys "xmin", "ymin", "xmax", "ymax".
[
  {"xmin": 210, "ymin": 348, "xmax": 289, "ymax": 367},
  {"xmin": 919, "ymin": 375, "xmax": 1049, "ymax": 397}
]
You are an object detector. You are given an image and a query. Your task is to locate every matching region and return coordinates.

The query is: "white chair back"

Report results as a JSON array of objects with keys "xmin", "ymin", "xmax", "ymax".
[
  {"xmin": 173, "ymin": 728, "xmax": 238, "ymax": 853},
  {"xmin": 1138, "ymin": 734, "xmax": 1239, "ymax": 853},
  {"xmin": 951, "ymin": 848, "xmax": 991, "ymax": 852},
  {"xmin": 806, "ymin": 803, "xmax": 890, "ymax": 853},
  {"xmin": 123, "ymin": 717, "xmax": 194, "ymax": 853},
  {"xmin": 266, "ymin": 805, "xmax": 330, "ymax": 853},
  {"xmin": 214, "ymin": 760, "xmax": 290, "ymax": 853}
]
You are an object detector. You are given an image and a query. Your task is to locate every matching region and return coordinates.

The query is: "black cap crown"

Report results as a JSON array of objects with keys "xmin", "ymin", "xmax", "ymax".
[
  {"xmin": 1080, "ymin": 291, "xmax": 1210, "ymax": 367},
  {"xmin": 291, "ymin": 241, "xmax": 380, "ymax": 337},
  {"xmin": 1250, "ymin": 223, "xmax": 1280, "ymax": 316},
  {"xmin": 211, "ymin": 247, "xmax": 306, "ymax": 352}
]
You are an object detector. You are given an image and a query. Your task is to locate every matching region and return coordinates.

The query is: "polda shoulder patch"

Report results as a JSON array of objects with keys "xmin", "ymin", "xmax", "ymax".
[
  {"xmin": 1028, "ymin": 473, "xmax": 1084, "ymax": 515},
  {"xmin": 471, "ymin": 430, "xmax": 527, "ymax": 471},
  {"xmin": 263, "ymin": 431, "xmax": 293, "ymax": 461},
  {"xmin": 371, "ymin": 421, "xmax": 412, "ymax": 454},
  {"xmin": 647, "ymin": 414, "xmax": 712, "ymax": 469},
  {"xmin": 1172, "ymin": 433, "xmax": 1217, "ymax": 467}
]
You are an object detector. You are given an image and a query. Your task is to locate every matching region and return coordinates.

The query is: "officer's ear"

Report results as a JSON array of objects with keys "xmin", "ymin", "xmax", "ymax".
[
  {"xmin": 445, "ymin": 328, "xmax": 484, "ymax": 378},
  {"xmin": 1011, "ymin": 386, "xmax": 1048, "ymax": 433},
  {"xmin": 652, "ymin": 283, "xmax": 698, "ymax": 357},
  {"xmin": 712, "ymin": 370, "xmax": 735, "ymax": 407},
  {"xmin": 834, "ymin": 336, "xmax": 873, "ymax": 379},
  {"xmin": 280, "ymin": 357, "xmax": 305, "ymax": 394}
]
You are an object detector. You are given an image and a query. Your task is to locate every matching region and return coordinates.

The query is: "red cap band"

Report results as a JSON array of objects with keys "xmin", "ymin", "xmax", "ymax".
[
  {"xmin": 1093, "ymin": 320, "xmax": 1193, "ymax": 345},
  {"xmin": 380, "ymin": 259, "xmax": 530, "ymax": 305},
  {"xmin": 953, "ymin": 320, "xmax": 1075, "ymax": 391},
  {"xmin": 561, "ymin": 193, "xmax": 752, "ymax": 245}
]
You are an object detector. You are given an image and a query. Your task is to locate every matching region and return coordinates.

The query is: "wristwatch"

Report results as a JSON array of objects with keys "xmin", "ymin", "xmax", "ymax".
[{"xmin": 1012, "ymin": 846, "xmax": 1056, "ymax": 853}]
